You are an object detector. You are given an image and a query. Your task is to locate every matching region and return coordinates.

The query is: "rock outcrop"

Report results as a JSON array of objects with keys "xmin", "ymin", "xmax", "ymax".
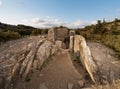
[{"xmin": 0, "ymin": 36, "xmax": 59, "ymax": 89}]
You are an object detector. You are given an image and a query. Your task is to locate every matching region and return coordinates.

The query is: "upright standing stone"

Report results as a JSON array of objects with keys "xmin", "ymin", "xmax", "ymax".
[
  {"xmin": 48, "ymin": 27, "xmax": 68, "ymax": 43},
  {"xmin": 48, "ymin": 28, "xmax": 57, "ymax": 42},
  {"xmin": 57, "ymin": 28, "xmax": 68, "ymax": 41},
  {"xmin": 74, "ymin": 35, "xmax": 100, "ymax": 84},
  {"xmin": 69, "ymin": 36, "xmax": 74, "ymax": 52}
]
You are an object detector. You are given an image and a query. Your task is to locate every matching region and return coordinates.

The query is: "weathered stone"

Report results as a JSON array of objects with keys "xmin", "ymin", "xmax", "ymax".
[
  {"xmin": 55, "ymin": 41, "xmax": 62, "ymax": 48},
  {"xmin": 101, "ymin": 75, "xmax": 108, "ymax": 85},
  {"xmin": 19, "ymin": 40, "xmax": 44, "ymax": 78},
  {"xmin": 0, "ymin": 36, "xmax": 53, "ymax": 88},
  {"xmin": 69, "ymin": 30, "xmax": 75, "ymax": 36},
  {"xmin": 23, "ymin": 43, "xmax": 37, "ymax": 78},
  {"xmin": 48, "ymin": 27, "xmax": 68, "ymax": 42},
  {"xmin": 33, "ymin": 60, "xmax": 39, "ymax": 69},
  {"xmin": 39, "ymin": 74, "xmax": 44, "ymax": 77},
  {"xmin": 74, "ymin": 35, "xmax": 100, "ymax": 83},
  {"xmin": 19, "ymin": 42, "xmax": 37, "ymax": 76},
  {"xmin": 51, "ymin": 45, "xmax": 59, "ymax": 55},
  {"xmin": 69, "ymin": 36, "xmax": 74, "ymax": 52},
  {"xmin": 78, "ymin": 80, "xmax": 84, "ymax": 88},
  {"xmin": 74, "ymin": 35, "xmax": 80, "ymax": 58},
  {"xmin": 48, "ymin": 28, "xmax": 57, "ymax": 42},
  {"xmin": 68, "ymin": 83, "xmax": 73, "ymax": 89},
  {"xmin": 57, "ymin": 28, "xmax": 68, "ymax": 41},
  {"xmin": 36, "ymin": 41, "xmax": 52, "ymax": 68},
  {"xmin": 39, "ymin": 83, "xmax": 48, "ymax": 89}
]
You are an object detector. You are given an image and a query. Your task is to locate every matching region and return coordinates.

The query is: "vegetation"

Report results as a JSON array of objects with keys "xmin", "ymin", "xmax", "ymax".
[
  {"xmin": 75, "ymin": 18, "xmax": 120, "ymax": 57},
  {"xmin": 0, "ymin": 22, "xmax": 48, "ymax": 42}
]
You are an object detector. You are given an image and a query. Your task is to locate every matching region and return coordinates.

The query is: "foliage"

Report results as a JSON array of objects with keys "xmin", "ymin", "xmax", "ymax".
[
  {"xmin": 75, "ymin": 18, "xmax": 120, "ymax": 57},
  {"xmin": 0, "ymin": 22, "xmax": 48, "ymax": 42},
  {"xmin": 0, "ymin": 30, "xmax": 20, "ymax": 41}
]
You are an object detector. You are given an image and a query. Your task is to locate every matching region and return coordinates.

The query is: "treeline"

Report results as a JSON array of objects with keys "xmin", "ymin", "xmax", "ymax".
[
  {"xmin": 75, "ymin": 18, "xmax": 120, "ymax": 57},
  {"xmin": 0, "ymin": 22, "xmax": 48, "ymax": 42}
]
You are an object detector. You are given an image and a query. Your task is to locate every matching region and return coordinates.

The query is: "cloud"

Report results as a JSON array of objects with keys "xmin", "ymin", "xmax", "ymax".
[
  {"xmin": 90, "ymin": 21, "xmax": 97, "ymax": 25},
  {"xmin": 31, "ymin": 18, "xmax": 45, "ymax": 24},
  {"xmin": 20, "ymin": 17, "xmax": 97, "ymax": 28},
  {"xmin": 21, "ymin": 17, "xmax": 62, "ymax": 28},
  {"xmin": 0, "ymin": 0, "xmax": 2, "ymax": 6},
  {"xmin": 67, "ymin": 20, "xmax": 90, "ymax": 28}
]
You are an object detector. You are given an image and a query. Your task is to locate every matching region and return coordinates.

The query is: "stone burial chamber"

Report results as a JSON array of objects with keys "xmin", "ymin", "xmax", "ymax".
[{"xmin": 48, "ymin": 27, "xmax": 70, "ymax": 49}]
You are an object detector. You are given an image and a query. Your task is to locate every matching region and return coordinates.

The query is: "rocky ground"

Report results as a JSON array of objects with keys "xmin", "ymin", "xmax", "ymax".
[
  {"xmin": 87, "ymin": 41, "xmax": 120, "ymax": 83},
  {"xmin": 15, "ymin": 52, "xmax": 85, "ymax": 89},
  {"xmin": 0, "ymin": 35, "xmax": 120, "ymax": 89}
]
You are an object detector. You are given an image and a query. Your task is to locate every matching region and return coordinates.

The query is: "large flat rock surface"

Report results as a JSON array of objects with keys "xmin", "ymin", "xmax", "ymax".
[{"xmin": 87, "ymin": 41, "xmax": 120, "ymax": 82}]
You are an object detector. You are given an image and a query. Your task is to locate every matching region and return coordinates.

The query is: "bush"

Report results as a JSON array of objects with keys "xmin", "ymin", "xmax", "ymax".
[{"xmin": 0, "ymin": 30, "xmax": 20, "ymax": 41}]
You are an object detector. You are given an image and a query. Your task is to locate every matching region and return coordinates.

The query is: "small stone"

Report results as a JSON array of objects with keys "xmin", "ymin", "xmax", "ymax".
[
  {"xmin": 109, "ymin": 70, "xmax": 115, "ymax": 82},
  {"xmin": 68, "ymin": 83, "xmax": 73, "ymax": 89},
  {"xmin": 39, "ymin": 83, "xmax": 48, "ymax": 89},
  {"xmin": 77, "ymin": 80, "xmax": 84, "ymax": 88},
  {"xmin": 11, "ymin": 83, "xmax": 14, "ymax": 87},
  {"xmin": 101, "ymin": 75, "xmax": 108, "ymax": 85},
  {"xmin": 107, "ymin": 54, "xmax": 111, "ymax": 58},
  {"xmin": 55, "ymin": 41, "xmax": 62, "ymax": 48},
  {"xmin": 39, "ymin": 74, "xmax": 44, "ymax": 77}
]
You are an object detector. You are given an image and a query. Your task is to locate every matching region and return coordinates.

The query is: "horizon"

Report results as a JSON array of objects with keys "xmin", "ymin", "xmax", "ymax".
[{"xmin": 0, "ymin": 0, "xmax": 120, "ymax": 28}]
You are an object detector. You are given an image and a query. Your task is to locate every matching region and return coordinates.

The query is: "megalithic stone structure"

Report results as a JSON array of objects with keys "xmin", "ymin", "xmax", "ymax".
[{"xmin": 73, "ymin": 35, "xmax": 100, "ymax": 84}]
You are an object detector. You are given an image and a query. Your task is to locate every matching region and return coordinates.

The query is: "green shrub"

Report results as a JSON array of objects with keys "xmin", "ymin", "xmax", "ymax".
[{"xmin": 0, "ymin": 30, "xmax": 20, "ymax": 41}]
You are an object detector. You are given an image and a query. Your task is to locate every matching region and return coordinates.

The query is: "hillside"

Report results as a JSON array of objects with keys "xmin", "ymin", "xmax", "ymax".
[
  {"xmin": 0, "ymin": 22, "xmax": 48, "ymax": 42},
  {"xmin": 75, "ymin": 18, "xmax": 120, "ymax": 57}
]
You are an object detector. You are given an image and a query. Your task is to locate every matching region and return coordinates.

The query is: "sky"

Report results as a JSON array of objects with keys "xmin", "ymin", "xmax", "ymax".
[{"xmin": 0, "ymin": 0, "xmax": 120, "ymax": 28}]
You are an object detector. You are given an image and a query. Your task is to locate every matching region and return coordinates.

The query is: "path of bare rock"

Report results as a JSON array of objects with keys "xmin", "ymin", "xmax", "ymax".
[{"xmin": 15, "ymin": 52, "xmax": 84, "ymax": 89}]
